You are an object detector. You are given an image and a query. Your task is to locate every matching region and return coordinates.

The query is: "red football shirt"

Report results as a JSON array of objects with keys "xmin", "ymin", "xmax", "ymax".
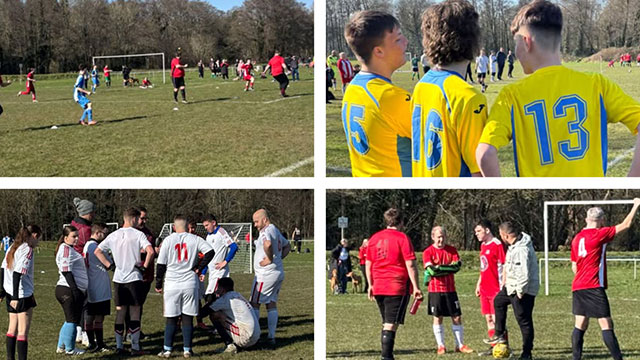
[
  {"xmin": 241, "ymin": 63, "xmax": 253, "ymax": 78},
  {"xmin": 571, "ymin": 226, "xmax": 616, "ymax": 291},
  {"xmin": 366, "ymin": 228, "xmax": 416, "ymax": 296},
  {"xmin": 26, "ymin": 71, "xmax": 34, "ymax": 90},
  {"xmin": 479, "ymin": 238, "xmax": 505, "ymax": 297},
  {"xmin": 103, "ymin": 67, "xmax": 110, "ymax": 77},
  {"xmin": 171, "ymin": 57, "xmax": 185, "ymax": 78},
  {"xmin": 359, "ymin": 246, "xmax": 367, "ymax": 265},
  {"xmin": 423, "ymin": 244, "xmax": 459, "ymax": 293},
  {"xmin": 268, "ymin": 55, "xmax": 285, "ymax": 76}
]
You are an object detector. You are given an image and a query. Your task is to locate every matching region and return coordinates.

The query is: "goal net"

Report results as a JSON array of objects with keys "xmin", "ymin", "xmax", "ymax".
[
  {"xmin": 158, "ymin": 222, "xmax": 253, "ymax": 274},
  {"xmin": 91, "ymin": 53, "xmax": 166, "ymax": 84},
  {"xmin": 543, "ymin": 199, "xmax": 637, "ymax": 295}
]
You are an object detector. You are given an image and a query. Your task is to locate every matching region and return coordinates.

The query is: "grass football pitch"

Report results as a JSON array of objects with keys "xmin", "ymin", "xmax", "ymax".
[
  {"xmin": 0, "ymin": 241, "xmax": 314, "ymax": 359},
  {"xmin": 326, "ymin": 61, "xmax": 637, "ymax": 177},
  {"xmin": 0, "ymin": 69, "xmax": 313, "ymax": 177},
  {"xmin": 326, "ymin": 251, "xmax": 640, "ymax": 359}
]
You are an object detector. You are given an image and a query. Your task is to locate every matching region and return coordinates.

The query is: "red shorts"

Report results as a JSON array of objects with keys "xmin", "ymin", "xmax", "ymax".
[
  {"xmin": 243, "ymin": 75, "xmax": 253, "ymax": 81},
  {"xmin": 480, "ymin": 294, "xmax": 496, "ymax": 315}
]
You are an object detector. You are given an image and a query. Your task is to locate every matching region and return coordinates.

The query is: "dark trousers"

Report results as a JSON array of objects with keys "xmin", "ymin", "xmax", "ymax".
[
  {"xmin": 465, "ymin": 63, "xmax": 474, "ymax": 82},
  {"xmin": 497, "ymin": 62, "xmax": 505, "ymax": 80},
  {"xmin": 337, "ymin": 262, "xmax": 349, "ymax": 293},
  {"xmin": 360, "ymin": 265, "xmax": 368, "ymax": 292},
  {"xmin": 508, "ymin": 63, "xmax": 514, "ymax": 77},
  {"xmin": 494, "ymin": 288, "xmax": 535, "ymax": 356},
  {"xmin": 295, "ymin": 240, "xmax": 302, "ymax": 253}
]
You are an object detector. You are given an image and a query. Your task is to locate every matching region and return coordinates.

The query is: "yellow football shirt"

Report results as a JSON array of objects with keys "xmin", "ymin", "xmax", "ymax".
[
  {"xmin": 411, "ymin": 69, "xmax": 488, "ymax": 176},
  {"xmin": 480, "ymin": 65, "xmax": 640, "ymax": 176},
  {"xmin": 341, "ymin": 72, "xmax": 412, "ymax": 177}
]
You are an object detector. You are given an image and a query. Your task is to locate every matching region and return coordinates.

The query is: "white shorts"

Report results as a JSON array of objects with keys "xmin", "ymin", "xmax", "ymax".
[
  {"xmin": 226, "ymin": 321, "xmax": 260, "ymax": 348},
  {"xmin": 250, "ymin": 271, "xmax": 284, "ymax": 304},
  {"xmin": 163, "ymin": 288, "xmax": 198, "ymax": 317},
  {"xmin": 205, "ymin": 275, "xmax": 225, "ymax": 295}
]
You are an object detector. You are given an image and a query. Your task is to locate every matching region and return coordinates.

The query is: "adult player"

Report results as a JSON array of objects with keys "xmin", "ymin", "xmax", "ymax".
[
  {"xmin": 342, "ymin": 10, "xmax": 412, "ymax": 177},
  {"xmin": 420, "ymin": 52, "xmax": 431, "ymax": 75},
  {"xmin": 250, "ymin": 209, "xmax": 290, "ymax": 347},
  {"xmin": 476, "ymin": 0, "xmax": 640, "ymax": 177},
  {"xmin": 336, "ymin": 52, "xmax": 355, "ymax": 93},
  {"xmin": 570, "ymin": 198, "xmax": 640, "ymax": 360},
  {"xmin": 1, "ymin": 225, "xmax": 40, "ymax": 360},
  {"xmin": 411, "ymin": 0, "xmax": 487, "ymax": 177},
  {"xmin": 411, "ymin": 54, "xmax": 420, "ymax": 81},
  {"xmin": 94, "ymin": 208, "xmax": 154, "ymax": 355},
  {"xmin": 90, "ymin": 65, "xmax": 100, "ymax": 93},
  {"xmin": 16, "ymin": 68, "xmax": 37, "ymax": 103},
  {"xmin": 366, "ymin": 208, "xmax": 422, "ymax": 360},
  {"xmin": 241, "ymin": 59, "xmax": 255, "ymax": 92},
  {"xmin": 423, "ymin": 226, "xmax": 473, "ymax": 354},
  {"xmin": 292, "ymin": 226, "xmax": 302, "ymax": 253},
  {"xmin": 262, "ymin": 51, "xmax": 290, "ymax": 97},
  {"xmin": 474, "ymin": 220, "xmax": 505, "ymax": 356},
  {"xmin": 0, "ymin": 71, "xmax": 13, "ymax": 116},
  {"xmin": 103, "ymin": 65, "xmax": 111, "ymax": 88},
  {"xmin": 82, "ymin": 223, "xmax": 112, "ymax": 353},
  {"xmin": 74, "ymin": 65, "xmax": 96, "ymax": 126},
  {"xmin": 202, "ymin": 215, "xmax": 238, "ymax": 306},
  {"xmin": 327, "ymin": 50, "xmax": 339, "ymax": 90},
  {"xmin": 475, "ymin": 49, "xmax": 489, "ymax": 93},
  {"xmin": 171, "ymin": 50, "xmax": 189, "ymax": 104},
  {"xmin": 155, "ymin": 215, "xmax": 214, "ymax": 358}
]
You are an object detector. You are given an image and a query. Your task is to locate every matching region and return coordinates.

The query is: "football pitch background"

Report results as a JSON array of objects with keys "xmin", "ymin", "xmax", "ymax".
[
  {"xmin": 0, "ymin": 241, "xmax": 314, "ymax": 359},
  {"xmin": 0, "ymin": 69, "xmax": 314, "ymax": 177},
  {"xmin": 326, "ymin": 251, "xmax": 640, "ymax": 359},
  {"xmin": 326, "ymin": 61, "xmax": 638, "ymax": 177}
]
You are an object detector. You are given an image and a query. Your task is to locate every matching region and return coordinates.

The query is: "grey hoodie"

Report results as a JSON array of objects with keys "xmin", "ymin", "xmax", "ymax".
[{"xmin": 505, "ymin": 232, "xmax": 539, "ymax": 297}]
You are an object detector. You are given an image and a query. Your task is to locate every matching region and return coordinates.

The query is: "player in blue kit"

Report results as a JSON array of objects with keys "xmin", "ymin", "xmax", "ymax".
[{"xmin": 74, "ymin": 65, "xmax": 96, "ymax": 126}]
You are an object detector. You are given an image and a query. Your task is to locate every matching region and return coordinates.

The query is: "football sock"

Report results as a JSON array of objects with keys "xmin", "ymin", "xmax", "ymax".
[
  {"xmin": 16, "ymin": 336, "xmax": 27, "ymax": 360},
  {"xmin": 381, "ymin": 330, "xmax": 396, "ymax": 360},
  {"xmin": 488, "ymin": 328, "xmax": 495, "ymax": 339},
  {"xmin": 280, "ymin": 88, "xmax": 286, "ymax": 96},
  {"xmin": 253, "ymin": 307, "xmax": 260, "ymax": 321},
  {"xmin": 212, "ymin": 318, "xmax": 233, "ymax": 345},
  {"xmin": 433, "ymin": 324, "xmax": 445, "ymax": 347},
  {"xmin": 95, "ymin": 327, "xmax": 105, "ymax": 347},
  {"xmin": 173, "ymin": 91, "xmax": 178, "ymax": 102},
  {"xmin": 80, "ymin": 110, "xmax": 87, "ymax": 122},
  {"xmin": 64, "ymin": 322, "xmax": 76, "ymax": 351},
  {"xmin": 164, "ymin": 317, "xmax": 177, "ymax": 351},
  {"xmin": 181, "ymin": 89, "xmax": 186, "ymax": 101},
  {"xmin": 572, "ymin": 327, "xmax": 585, "ymax": 360},
  {"xmin": 128, "ymin": 320, "xmax": 141, "ymax": 350},
  {"xmin": 114, "ymin": 323, "xmax": 125, "ymax": 349},
  {"xmin": 452, "ymin": 324, "xmax": 464, "ymax": 348},
  {"xmin": 602, "ymin": 329, "xmax": 623, "ymax": 360},
  {"xmin": 57, "ymin": 324, "xmax": 65, "ymax": 348},
  {"xmin": 250, "ymin": 82, "xmax": 254, "ymax": 89},
  {"xmin": 7, "ymin": 333, "xmax": 16, "ymax": 360},
  {"xmin": 87, "ymin": 109, "xmax": 93, "ymax": 122},
  {"xmin": 267, "ymin": 308, "xmax": 278, "ymax": 339},
  {"xmin": 85, "ymin": 329, "xmax": 95, "ymax": 347},
  {"xmin": 181, "ymin": 315, "xmax": 193, "ymax": 351}
]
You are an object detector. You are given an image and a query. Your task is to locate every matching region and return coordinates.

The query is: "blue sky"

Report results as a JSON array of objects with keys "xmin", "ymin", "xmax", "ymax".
[{"xmin": 208, "ymin": 0, "xmax": 313, "ymax": 12}]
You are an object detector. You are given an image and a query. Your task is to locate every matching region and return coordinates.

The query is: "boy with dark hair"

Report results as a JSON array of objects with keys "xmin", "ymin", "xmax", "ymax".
[
  {"xmin": 477, "ymin": 0, "xmax": 640, "ymax": 177},
  {"xmin": 342, "ymin": 10, "xmax": 412, "ymax": 177},
  {"xmin": 411, "ymin": 0, "xmax": 487, "ymax": 177},
  {"xmin": 83, "ymin": 223, "xmax": 112, "ymax": 352}
]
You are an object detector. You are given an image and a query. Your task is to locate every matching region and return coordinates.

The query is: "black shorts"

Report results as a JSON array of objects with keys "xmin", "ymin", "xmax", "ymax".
[
  {"xmin": 412, "ymin": 67, "xmax": 419, "ymax": 72},
  {"xmin": 477, "ymin": 72, "xmax": 486, "ymax": 79},
  {"xmin": 573, "ymin": 288, "xmax": 611, "ymax": 318},
  {"xmin": 87, "ymin": 300, "xmax": 111, "ymax": 316},
  {"xmin": 274, "ymin": 73, "xmax": 289, "ymax": 88},
  {"xmin": 375, "ymin": 294, "xmax": 410, "ymax": 325},
  {"xmin": 5, "ymin": 294, "xmax": 36, "ymax": 313},
  {"xmin": 55, "ymin": 285, "xmax": 84, "ymax": 323},
  {"xmin": 423, "ymin": 66, "xmax": 430, "ymax": 73},
  {"xmin": 172, "ymin": 76, "xmax": 185, "ymax": 89},
  {"xmin": 428, "ymin": 292, "xmax": 461, "ymax": 317},
  {"xmin": 140, "ymin": 281, "xmax": 152, "ymax": 306},
  {"xmin": 114, "ymin": 281, "xmax": 145, "ymax": 307}
]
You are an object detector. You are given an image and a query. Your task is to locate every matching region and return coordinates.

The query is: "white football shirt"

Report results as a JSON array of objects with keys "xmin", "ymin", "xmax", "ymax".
[
  {"xmin": 253, "ymin": 224, "xmax": 289, "ymax": 276},
  {"xmin": 56, "ymin": 243, "xmax": 88, "ymax": 291},
  {"xmin": 476, "ymin": 55, "xmax": 489, "ymax": 73},
  {"xmin": 211, "ymin": 291, "xmax": 259, "ymax": 330},
  {"xmin": 2, "ymin": 243, "xmax": 35, "ymax": 298},
  {"xmin": 83, "ymin": 240, "xmax": 112, "ymax": 303},
  {"xmin": 98, "ymin": 227, "xmax": 151, "ymax": 284},
  {"xmin": 206, "ymin": 226, "xmax": 234, "ymax": 279},
  {"xmin": 157, "ymin": 232, "xmax": 213, "ymax": 290}
]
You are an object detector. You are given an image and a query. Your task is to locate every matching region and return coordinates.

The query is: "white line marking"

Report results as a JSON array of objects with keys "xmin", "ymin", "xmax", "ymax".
[
  {"xmin": 608, "ymin": 147, "xmax": 635, "ymax": 170},
  {"xmin": 263, "ymin": 96, "xmax": 301, "ymax": 104},
  {"xmin": 265, "ymin": 157, "xmax": 314, "ymax": 177}
]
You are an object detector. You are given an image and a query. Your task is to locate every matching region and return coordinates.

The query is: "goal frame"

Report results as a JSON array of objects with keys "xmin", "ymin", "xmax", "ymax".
[
  {"xmin": 91, "ymin": 53, "xmax": 166, "ymax": 84},
  {"xmin": 543, "ymin": 199, "xmax": 635, "ymax": 295}
]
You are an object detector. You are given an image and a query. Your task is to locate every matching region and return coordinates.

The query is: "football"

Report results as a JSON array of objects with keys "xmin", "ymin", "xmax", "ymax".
[{"xmin": 492, "ymin": 343, "xmax": 511, "ymax": 359}]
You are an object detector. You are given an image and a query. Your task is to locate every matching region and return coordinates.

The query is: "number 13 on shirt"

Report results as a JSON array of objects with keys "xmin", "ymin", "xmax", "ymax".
[{"xmin": 342, "ymin": 102, "xmax": 370, "ymax": 155}]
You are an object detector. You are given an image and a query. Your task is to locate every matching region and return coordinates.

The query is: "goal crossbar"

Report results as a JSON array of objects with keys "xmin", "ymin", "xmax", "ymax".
[
  {"xmin": 91, "ymin": 53, "xmax": 166, "ymax": 84},
  {"xmin": 543, "ymin": 199, "xmax": 635, "ymax": 295}
]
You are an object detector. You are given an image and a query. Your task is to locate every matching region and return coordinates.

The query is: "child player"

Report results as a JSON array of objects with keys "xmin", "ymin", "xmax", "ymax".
[
  {"xmin": 74, "ymin": 65, "xmax": 96, "ymax": 125},
  {"xmin": 17, "ymin": 68, "xmax": 37, "ymax": 103},
  {"xmin": 422, "ymin": 226, "xmax": 473, "ymax": 355},
  {"xmin": 411, "ymin": 0, "xmax": 487, "ymax": 177},
  {"xmin": 242, "ymin": 59, "xmax": 255, "ymax": 92},
  {"xmin": 91, "ymin": 65, "xmax": 100, "ymax": 93},
  {"xmin": 103, "ymin": 65, "xmax": 111, "ymax": 88},
  {"xmin": 341, "ymin": 10, "xmax": 412, "ymax": 177},
  {"xmin": 476, "ymin": 0, "xmax": 640, "ymax": 177}
]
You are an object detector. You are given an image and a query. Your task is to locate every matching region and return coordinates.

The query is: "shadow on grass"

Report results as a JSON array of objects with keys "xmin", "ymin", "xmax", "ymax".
[
  {"xmin": 21, "ymin": 115, "xmax": 152, "ymax": 131},
  {"xmin": 327, "ymin": 348, "xmax": 425, "ymax": 358},
  {"xmin": 532, "ymin": 345, "xmax": 640, "ymax": 359},
  {"xmin": 187, "ymin": 97, "xmax": 233, "ymax": 105}
]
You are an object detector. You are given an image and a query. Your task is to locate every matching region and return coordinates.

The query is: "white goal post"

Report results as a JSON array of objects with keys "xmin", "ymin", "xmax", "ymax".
[
  {"xmin": 543, "ymin": 199, "xmax": 636, "ymax": 295},
  {"xmin": 158, "ymin": 222, "xmax": 253, "ymax": 274},
  {"xmin": 91, "ymin": 53, "xmax": 166, "ymax": 84}
]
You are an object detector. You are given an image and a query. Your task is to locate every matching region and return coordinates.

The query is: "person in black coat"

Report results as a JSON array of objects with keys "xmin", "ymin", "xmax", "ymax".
[
  {"xmin": 496, "ymin": 47, "xmax": 507, "ymax": 80},
  {"xmin": 331, "ymin": 239, "xmax": 352, "ymax": 294}
]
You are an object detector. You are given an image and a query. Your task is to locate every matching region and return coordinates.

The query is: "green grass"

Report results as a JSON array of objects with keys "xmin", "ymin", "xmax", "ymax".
[
  {"xmin": 326, "ymin": 251, "xmax": 640, "ymax": 359},
  {"xmin": 326, "ymin": 61, "xmax": 637, "ymax": 177},
  {"xmin": 0, "ymin": 241, "xmax": 313, "ymax": 359},
  {"xmin": 0, "ymin": 69, "xmax": 313, "ymax": 177}
]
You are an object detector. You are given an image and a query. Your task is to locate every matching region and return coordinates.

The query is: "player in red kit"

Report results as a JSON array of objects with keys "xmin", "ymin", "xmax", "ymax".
[
  {"xmin": 474, "ymin": 220, "xmax": 506, "ymax": 356},
  {"xmin": 336, "ymin": 52, "xmax": 355, "ymax": 93},
  {"xmin": 262, "ymin": 51, "xmax": 290, "ymax": 97},
  {"xmin": 422, "ymin": 226, "xmax": 473, "ymax": 355},
  {"xmin": 17, "ymin": 68, "xmax": 36, "ymax": 103},
  {"xmin": 103, "ymin": 65, "xmax": 111, "ymax": 87},
  {"xmin": 171, "ymin": 49, "xmax": 189, "ymax": 103},
  {"xmin": 570, "ymin": 198, "xmax": 640, "ymax": 360},
  {"xmin": 242, "ymin": 59, "xmax": 255, "ymax": 92},
  {"xmin": 366, "ymin": 208, "xmax": 422, "ymax": 360}
]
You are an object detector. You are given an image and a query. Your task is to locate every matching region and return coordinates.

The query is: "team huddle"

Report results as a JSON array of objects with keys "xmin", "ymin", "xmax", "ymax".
[
  {"xmin": 0, "ymin": 199, "xmax": 291, "ymax": 358},
  {"xmin": 340, "ymin": 0, "xmax": 640, "ymax": 177},
  {"xmin": 362, "ymin": 200, "xmax": 640, "ymax": 360}
]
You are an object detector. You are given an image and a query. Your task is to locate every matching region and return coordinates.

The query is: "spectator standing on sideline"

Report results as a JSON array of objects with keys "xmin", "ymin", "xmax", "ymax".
[
  {"xmin": 489, "ymin": 51, "xmax": 497, "ymax": 82},
  {"xmin": 331, "ymin": 239, "xmax": 352, "ymax": 294},
  {"xmin": 420, "ymin": 52, "xmax": 431, "ymax": 75},
  {"xmin": 497, "ymin": 47, "xmax": 507, "ymax": 80},
  {"xmin": 292, "ymin": 227, "xmax": 302, "ymax": 253},
  {"xmin": 507, "ymin": 50, "xmax": 515, "ymax": 78},
  {"xmin": 290, "ymin": 56, "xmax": 300, "ymax": 81},
  {"xmin": 197, "ymin": 60, "xmax": 204, "ymax": 78}
]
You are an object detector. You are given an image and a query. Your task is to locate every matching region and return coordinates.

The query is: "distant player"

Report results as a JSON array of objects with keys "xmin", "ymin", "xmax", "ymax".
[
  {"xmin": 90, "ymin": 65, "xmax": 100, "ymax": 93},
  {"xmin": 103, "ymin": 65, "xmax": 111, "ymax": 87},
  {"xmin": 411, "ymin": 55, "xmax": 420, "ymax": 80},
  {"xmin": 476, "ymin": 0, "xmax": 640, "ymax": 177},
  {"xmin": 250, "ymin": 209, "xmax": 291, "ymax": 347},
  {"xmin": 155, "ymin": 215, "xmax": 214, "ymax": 358},
  {"xmin": 420, "ymin": 52, "xmax": 431, "ymax": 75},
  {"xmin": 171, "ymin": 50, "xmax": 188, "ymax": 103},
  {"xmin": 636, "ymin": 53, "xmax": 640, "ymax": 66},
  {"xmin": 16, "ymin": 68, "xmax": 36, "ymax": 103},
  {"xmin": 336, "ymin": 52, "xmax": 354, "ymax": 93},
  {"xmin": 2, "ymin": 236, "xmax": 13, "ymax": 252},
  {"xmin": 242, "ymin": 59, "xmax": 255, "ymax": 92},
  {"xmin": 74, "ymin": 65, "xmax": 96, "ymax": 126},
  {"xmin": 327, "ymin": 50, "xmax": 339, "ymax": 90},
  {"xmin": 423, "ymin": 226, "xmax": 473, "ymax": 354},
  {"xmin": 341, "ymin": 10, "xmax": 412, "ymax": 177},
  {"xmin": 0, "ymin": 71, "xmax": 14, "ymax": 116},
  {"xmin": 489, "ymin": 51, "xmax": 497, "ymax": 81},
  {"xmin": 122, "ymin": 65, "xmax": 131, "ymax": 87},
  {"xmin": 262, "ymin": 51, "xmax": 290, "ymax": 97},
  {"xmin": 139, "ymin": 78, "xmax": 153, "ymax": 89},
  {"xmin": 475, "ymin": 49, "xmax": 489, "ymax": 92},
  {"xmin": 411, "ymin": 0, "xmax": 487, "ymax": 177},
  {"xmin": 570, "ymin": 199, "xmax": 640, "ymax": 360}
]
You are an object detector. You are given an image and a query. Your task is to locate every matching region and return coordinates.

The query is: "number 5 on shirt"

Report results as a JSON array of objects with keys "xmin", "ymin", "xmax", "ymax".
[{"xmin": 342, "ymin": 102, "xmax": 370, "ymax": 155}]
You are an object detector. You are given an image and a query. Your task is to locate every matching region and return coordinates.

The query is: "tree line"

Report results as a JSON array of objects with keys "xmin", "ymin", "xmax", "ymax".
[
  {"xmin": 327, "ymin": 189, "xmax": 640, "ymax": 251},
  {"xmin": 0, "ymin": 189, "xmax": 314, "ymax": 241},
  {"xmin": 327, "ymin": 0, "xmax": 640, "ymax": 60},
  {"xmin": 0, "ymin": 0, "xmax": 314, "ymax": 74}
]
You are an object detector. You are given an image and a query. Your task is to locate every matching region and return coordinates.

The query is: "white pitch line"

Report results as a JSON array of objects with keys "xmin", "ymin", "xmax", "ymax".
[
  {"xmin": 265, "ymin": 156, "xmax": 314, "ymax": 177},
  {"xmin": 262, "ymin": 95, "xmax": 301, "ymax": 104},
  {"xmin": 608, "ymin": 147, "xmax": 636, "ymax": 170}
]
